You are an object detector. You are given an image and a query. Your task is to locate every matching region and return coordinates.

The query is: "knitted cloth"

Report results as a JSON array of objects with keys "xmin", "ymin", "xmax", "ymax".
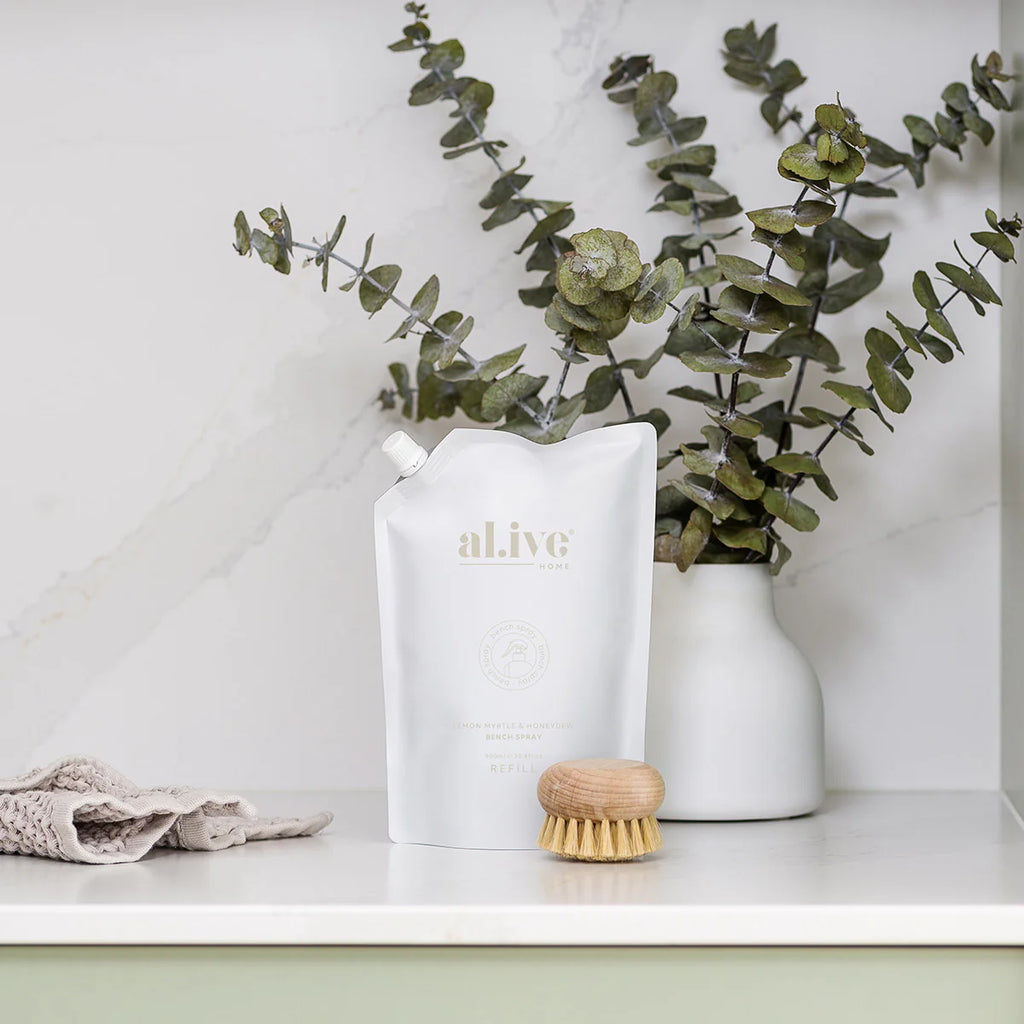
[{"xmin": 0, "ymin": 756, "xmax": 333, "ymax": 864}]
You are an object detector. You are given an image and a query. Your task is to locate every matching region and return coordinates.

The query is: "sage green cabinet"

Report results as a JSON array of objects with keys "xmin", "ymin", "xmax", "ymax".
[{"xmin": 3, "ymin": 946, "xmax": 1023, "ymax": 1023}]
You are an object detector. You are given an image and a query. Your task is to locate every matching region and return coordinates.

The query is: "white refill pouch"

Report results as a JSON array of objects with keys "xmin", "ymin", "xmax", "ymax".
[{"xmin": 374, "ymin": 423, "xmax": 656, "ymax": 849}]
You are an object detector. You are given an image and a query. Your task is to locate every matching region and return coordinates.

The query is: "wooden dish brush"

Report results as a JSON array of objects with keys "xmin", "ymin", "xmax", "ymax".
[{"xmin": 537, "ymin": 758, "xmax": 665, "ymax": 862}]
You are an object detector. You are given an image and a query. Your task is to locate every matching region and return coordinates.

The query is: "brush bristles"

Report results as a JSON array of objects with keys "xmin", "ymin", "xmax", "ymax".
[{"xmin": 537, "ymin": 814, "xmax": 663, "ymax": 862}]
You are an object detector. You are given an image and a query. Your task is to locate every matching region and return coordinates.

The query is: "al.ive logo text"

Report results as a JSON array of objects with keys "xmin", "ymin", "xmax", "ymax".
[{"xmin": 458, "ymin": 521, "xmax": 573, "ymax": 569}]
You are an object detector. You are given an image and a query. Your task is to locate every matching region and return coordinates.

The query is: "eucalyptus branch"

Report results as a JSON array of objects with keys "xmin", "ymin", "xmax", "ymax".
[
  {"xmin": 412, "ymin": 42, "xmax": 562, "ymax": 262},
  {"xmin": 802, "ymin": 255, "xmax": 991, "ymax": 473},
  {"xmin": 397, "ymin": 12, "xmax": 637, "ymax": 421},
  {"xmin": 292, "ymin": 241, "xmax": 480, "ymax": 364},
  {"xmin": 779, "ymin": 188, "xmax": 852, "ymax": 438},
  {"xmin": 754, "ymin": 217, "xmax": 1019, "ymax": 549}
]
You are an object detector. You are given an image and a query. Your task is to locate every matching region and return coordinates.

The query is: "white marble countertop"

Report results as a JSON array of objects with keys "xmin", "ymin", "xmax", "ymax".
[{"xmin": 3, "ymin": 790, "xmax": 1024, "ymax": 946}]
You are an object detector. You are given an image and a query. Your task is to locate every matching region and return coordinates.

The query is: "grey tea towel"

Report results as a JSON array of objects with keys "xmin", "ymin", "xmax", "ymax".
[{"xmin": 0, "ymin": 755, "xmax": 333, "ymax": 864}]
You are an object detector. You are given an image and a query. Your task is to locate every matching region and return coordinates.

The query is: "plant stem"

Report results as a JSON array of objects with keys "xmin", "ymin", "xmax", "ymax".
[
  {"xmin": 706, "ymin": 185, "xmax": 808, "ymax": 500},
  {"xmin": 606, "ymin": 346, "xmax": 636, "ymax": 418},
  {"xmin": 777, "ymin": 188, "xmax": 853, "ymax": 453},
  {"xmin": 543, "ymin": 340, "xmax": 577, "ymax": 426},
  {"xmin": 294, "ymin": 239, "xmax": 547, "ymax": 427}
]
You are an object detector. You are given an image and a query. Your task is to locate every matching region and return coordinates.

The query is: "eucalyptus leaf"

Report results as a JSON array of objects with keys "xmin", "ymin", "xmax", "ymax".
[
  {"xmin": 969, "ymin": 264, "xmax": 1001, "ymax": 304},
  {"xmin": 440, "ymin": 118, "xmax": 477, "ymax": 149},
  {"xmin": 820, "ymin": 262, "xmax": 883, "ymax": 313},
  {"xmin": 586, "ymin": 289, "xmax": 633, "ymax": 322},
  {"xmin": 251, "ymin": 229, "xmax": 289, "ymax": 274},
  {"xmin": 678, "ymin": 442, "xmax": 720, "ymax": 477},
  {"xmin": 667, "ymin": 171, "xmax": 730, "ymax": 195},
  {"xmin": 921, "ymin": 334, "xmax": 955, "ymax": 362},
  {"xmin": 766, "ymin": 451, "xmax": 823, "ymax": 475},
  {"xmin": 971, "ymin": 230, "xmax": 1015, "ymax": 261},
  {"xmin": 963, "ymin": 110, "xmax": 994, "ymax": 144},
  {"xmin": 551, "ymin": 344, "xmax": 588, "ymax": 364},
  {"xmin": 769, "ymin": 534, "xmax": 792, "ymax": 576},
  {"xmin": 715, "ymin": 523, "xmax": 769, "ymax": 554},
  {"xmin": 778, "ymin": 143, "xmax": 829, "ymax": 181},
  {"xmin": 359, "ymin": 264, "xmax": 402, "ymax": 315},
  {"xmin": 746, "ymin": 200, "xmax": 834, "ymax": 234},
  {"xmin": 709, "ymin": 409, "xmax": 763, "ymax": 438},
  {"xmin": 863, "ymin": 329, "xmax": 911, "ymax": 380},
  {"xmin": 420, "ymin": 38, "xmax": 465, "ymax": 73},
  {"xmin": 583, "ymin": 364, "xmax": 619, "ymax": 413},
  {"xmin": 233, "ymin": 211, "xmax": 251, "ymax": 256},
  {"xmin": 816, "ymin": 218, "xmax": 890, "ymax": 269},
  {"xmin": 415, "ymin": 371, "xmax": 459, "ymax": 421},
  {"xmin": 766, "ymin": 327, "xmax": 841, "ymax": 370},
  {"xmin": 667, "ymin": 292, "xmax": 699, "ymax": 334},
  {"xmin": 866, "ymin": 355, "xmax": 912, "ymax": 413},
  {"xmin": 387, "ymin": 362, "xmax": 415, "ymax": 419},
  {"xmin": 884, "ymin": 312, "xmax": 926, "ymax": 356},
  {"xmin": 716, "ymin": 446, "xmax": 766, "ymax": 500},
  {"xmin": 647, "ymin": 145, "xmax": 717, "ymax": 172},
  {"xmin": 825, "ymin": 148, "xmax": 865, "ymax": 185},
  {"xmin": 904, "ymin": 114, "xmax": 939, "ymax": 147},
  {"xmin": 480, "ymin": 373, "xmax": 547, "ymax": 420},
  {"xmin": 479, "ymin": 172, "xmax": 531, "ymax": 209},
  {"xmin": 434, "ymin": 360, "xmax": 479, "ymax": 382},
  {"xmin": 515, "ymin": 208, "xmax": 575, "ymax": 254},
  {"xmin": 671, "ymin": 474, "xmax": 737, "ymax": 520},
  {"xmin": 751, "ymin": 227, "xmax": 806, "ymax": 271},
  {"xmin": 501, "ymin": 393, "xmax": 586, "ymax": 444},
  {"xmin": 846, "ymin": 182, "xmax": 899, "ymax": 199},
  {"xmin": 668, "ymin": 385, "xmax": 717, "ymax": 404},
  {"xmin": 933, "ymin": 261, "xmax": 982, "ymax": 301},
  {"xmin": 519, "ymin": 284, "xmax": 556, "ymax": 308},
  {"xmin": 631, "ymin": 259, "xmax": 684, "ymax": 323},
  {"xmin": 443, "ymin": 140, "xmax": 508, "ymax": 161},
  {"xmin": 477, "ymin": 344, "xmax": 527, "ymax": 381},
  {"xmin": 482, "ymin": 199, "xmax": 527, "ymax": 231},
  {"xmin": 942, "ymin": 82, "xmax": 972, "ymax": 112},
  {"xmin": 801, "ymin": 406, "xmax": 875, "ymax": 455},
  {"xmin": 607, "ymin": 408, "xmax": 672, "ymax": 438},
  {"xmin": 711, "ymin": 286, "xmax": 794, "ymax": 334},
  {"xmin": 635, "ymin": 70, "xmax": 677, "ymax": 115},
  {"xmin": 762, "ymin": 488, "xmax": 820, "ymax": 532},
  {"xmin": 552, "ymin": 293, "xmax": 604, "ymax": 332},
  {"xmin": 926, "ymin": 308, "xmax": 961, "ymax": 350},
  {"xmin": 411, "ymin": 275, "xmax": 440, "ymax": 319},
  {"xmin": 912, "ymin": 270, "xmax": 941, "ymax": 310},
  {"xmin": 619, "ymin": 345, "xmax": 665, "ymax": 379},
  {"xmin": 668, "ymin": 507, "xmax": 711, "ymax": 569},
  {"xmin": 934, "ymin": 112, "xmax": 966, "ymax": 150},
  {"xmin": 865, "ymin": 135, "xmax": 911, "ymax": 169},
  {"xmin": 716, "ymin": 254, "xmax": 809, "ymax": 307},
  {"xmin": 667, "ymin": 318, "xmax": 741, "ymax": 357},
  {"xmin": 678, "ymin": 346, "xmax": 791, "ymax": 379},
  {"xmin": 822, "ymin": 380, "xmax": 894, "ymax": 430}
]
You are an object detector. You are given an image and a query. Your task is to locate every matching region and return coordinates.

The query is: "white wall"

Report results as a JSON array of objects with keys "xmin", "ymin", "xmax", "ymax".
[{"xmin": 0, "ymin": 0, "xmax": 1006, "ymax": 792}]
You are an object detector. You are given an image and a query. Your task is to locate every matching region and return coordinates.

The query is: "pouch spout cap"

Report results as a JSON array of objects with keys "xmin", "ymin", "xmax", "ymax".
[{"xmin": 382, "ymin": 430, "xmax": 429, "ymax": 477}]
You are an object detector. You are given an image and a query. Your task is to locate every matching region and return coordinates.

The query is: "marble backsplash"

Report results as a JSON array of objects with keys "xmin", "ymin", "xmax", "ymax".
[{"xmin": 0, "ymin": 0, "xmax": 1007, "ymax": 791}]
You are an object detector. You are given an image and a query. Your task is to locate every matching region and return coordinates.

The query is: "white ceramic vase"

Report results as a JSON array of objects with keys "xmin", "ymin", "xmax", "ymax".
[{"xmin": 646, "ymin": 561, "xmax": 824, "ymax": 820}]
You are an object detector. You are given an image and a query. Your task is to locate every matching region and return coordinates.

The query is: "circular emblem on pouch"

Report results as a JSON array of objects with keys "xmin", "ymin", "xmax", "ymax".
[{"xmin": 479, "ymin": 620, "xmax": 548, "ymax": 691}]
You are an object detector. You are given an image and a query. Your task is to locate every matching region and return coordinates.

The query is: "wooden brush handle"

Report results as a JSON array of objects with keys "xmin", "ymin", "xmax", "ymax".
[{"xmin": 537, "ymin": 759, "xmax": 664, "ymax": 821}]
